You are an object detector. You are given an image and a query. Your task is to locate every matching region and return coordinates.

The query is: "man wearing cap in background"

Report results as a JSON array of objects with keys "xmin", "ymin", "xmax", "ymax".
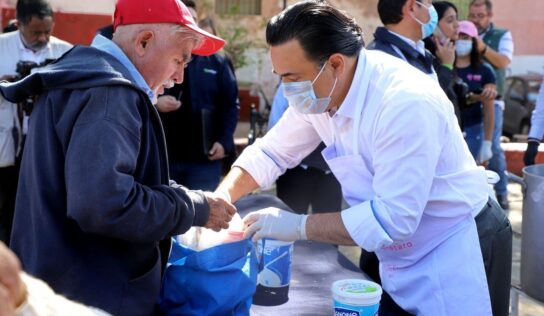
[{"xmin": 0, "ymin": 0, "xmax": 232, "ymax": 315}]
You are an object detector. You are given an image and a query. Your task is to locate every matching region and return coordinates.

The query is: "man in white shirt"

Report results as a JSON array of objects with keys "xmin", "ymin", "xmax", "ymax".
[
  {"xmin": 0, "ymin": 0, "xmax": 71, "ymax": 243},
  {"xmin": 217, "ymin": 1, "xmax": 493, "ymax": 315}
]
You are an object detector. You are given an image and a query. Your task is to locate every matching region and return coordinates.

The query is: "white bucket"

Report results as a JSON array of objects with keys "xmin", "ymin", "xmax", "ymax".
[{"xmin": 332, "ymin": 279, "xmax": 382, "ymax": 316}]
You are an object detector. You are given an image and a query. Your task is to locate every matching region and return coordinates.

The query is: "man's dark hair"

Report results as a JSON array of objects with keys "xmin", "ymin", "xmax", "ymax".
[
  {"xmin": 433, "ymin": 1, "xmax": 458, "ymax": 21},
  {"xmin": 470, "ymin": 0, "xmax": 492, "ymax": 12},
  {"xmin": 266, "ymin": 0, "xmax": 364, "ymax": 65},
  {"xmin": 377, "ymin": 0, "xmax": 408, "ymax": 25},
  {"xmin": 16, "ymin": 0, "xmax": 53, "ymax": 25},
  {"xmin": 181, "ymin": 0, "xmax": 197, "ymax": 10}
]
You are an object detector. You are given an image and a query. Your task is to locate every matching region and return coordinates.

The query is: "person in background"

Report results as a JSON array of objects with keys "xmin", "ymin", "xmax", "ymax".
[
  {"xmin": 268, "ymin": 84, "xmax": 342, "ymax": 214},
  {"xmin": 469, "ymin": 0, "xmax": 514, "ymax": 210},
  {"xmin": 524, "ymin": 80, "xmax": 544, "ymax": 166},
  {"xmin": 454, "ymin": 20, "xmax": 496, "ymax": 164},
  {"xmin": 157, "ymin": 0, "xmax": 239, "ymax": 191},
  {"xmin": 217, "ymin": 1, "xmax": 495, "ymax": 314},
  {"xmin": 0, "ymin": 0, "xmax": 71, "ymax": 244},
  {"xmin": 423, "ymin": 1, "xmax": 461, "ymax": 124},
  {"xmin": 0, "ymin": 242, "xmax": 110, "ymax": 316},
  {"xmin": 0, "ymin": 0, "xmax": 235, "ymax": 314}
]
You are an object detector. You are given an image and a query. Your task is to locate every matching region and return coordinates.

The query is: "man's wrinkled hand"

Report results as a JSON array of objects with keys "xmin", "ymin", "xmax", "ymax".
[
  {"xmin": 243, "ymin": 207, "xmax": 307, "ymax": 242},
  {"xmin": 155, "ymin": 95, "xmax": 181, "ymax": 113},
  {"xmin": 204, "ymin": 192, "xmax": 236, "ymax": 231}
]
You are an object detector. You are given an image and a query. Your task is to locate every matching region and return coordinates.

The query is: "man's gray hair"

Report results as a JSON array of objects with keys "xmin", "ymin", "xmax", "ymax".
[{"xmin": 113, "ymin": 23, "xmax": 204, "ymax": 50}]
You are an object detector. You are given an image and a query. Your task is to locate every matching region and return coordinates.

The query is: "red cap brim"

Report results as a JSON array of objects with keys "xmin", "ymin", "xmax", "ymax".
[{"xmin": 184, "ymin": 23, "xmax": 226, "ymax": 56}]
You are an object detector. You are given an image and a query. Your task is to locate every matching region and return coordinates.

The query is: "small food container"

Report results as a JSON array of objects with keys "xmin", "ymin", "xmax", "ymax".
[{"xmin": 332, "ymin": 279, "xmax": 382, "ymax": 316}]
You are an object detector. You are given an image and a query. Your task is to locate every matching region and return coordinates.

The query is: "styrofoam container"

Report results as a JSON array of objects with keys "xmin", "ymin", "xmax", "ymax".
[{"xmin": 332, "ymin": 279, "xmax": 382, "ymax": 316}]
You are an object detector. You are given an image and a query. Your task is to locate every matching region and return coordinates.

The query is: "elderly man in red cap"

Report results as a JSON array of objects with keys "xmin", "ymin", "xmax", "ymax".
[{"xmin": 0, "ymin": 0, "xmax": 232, "ymax": 315}]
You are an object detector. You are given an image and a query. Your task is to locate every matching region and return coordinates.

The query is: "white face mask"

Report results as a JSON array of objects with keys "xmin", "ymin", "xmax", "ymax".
[
  {"xmin": 281, "ymin": 62, "xmax": 337, "ymax": 115},
  {"xmin": 455, "ymin": 39, "xmax": 473, "ymax": 57}
]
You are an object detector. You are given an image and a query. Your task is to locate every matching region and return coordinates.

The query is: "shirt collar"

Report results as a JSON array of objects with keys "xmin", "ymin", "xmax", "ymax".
[
  {"xmin": 335, "ymin": 49, "xmax": 367, "ymax": 121},
  {"xmin": 91, "ymin": 34, "xmax": 155, "ymax": 102},
  {"xmin": 388, "ymin": 30, "xmax": 426, "ymax": 56}
]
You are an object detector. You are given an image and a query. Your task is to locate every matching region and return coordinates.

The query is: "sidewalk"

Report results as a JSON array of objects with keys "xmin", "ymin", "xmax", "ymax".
[{"xmin": 338, "ymin": 182, "xmax": 544, "ymax": 315}]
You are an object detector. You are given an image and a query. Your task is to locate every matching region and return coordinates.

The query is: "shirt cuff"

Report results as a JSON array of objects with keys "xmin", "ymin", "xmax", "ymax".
[
  {"xmin": 187, "ymin": 190, "xmax": 210, "ymax": 227},
  {"xmin": 341, "ymin": 201, "xmax": 394, "ymax": 252},
  {"xmin": 233, "ymin": 142, "xmax": 284, "ymax": 189}
]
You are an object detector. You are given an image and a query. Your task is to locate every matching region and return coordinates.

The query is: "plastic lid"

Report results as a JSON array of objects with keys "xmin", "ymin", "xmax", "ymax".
[{"xmin": 332, "ymin": 279, "xmax": 382, "ymax": 306}]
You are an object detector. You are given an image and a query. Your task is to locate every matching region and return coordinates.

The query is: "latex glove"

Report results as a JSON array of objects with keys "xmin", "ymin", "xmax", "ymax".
[
  {"xmin": 524, "ymin": 141, "xmax": 540, "ymax": 166},
  {"xmin": 243, "ymin": 207, "xmax": 308, "ymax": 242},
  {"xmin": 479, "ymin": 140, "xmax": 493, "ymax": 163}
]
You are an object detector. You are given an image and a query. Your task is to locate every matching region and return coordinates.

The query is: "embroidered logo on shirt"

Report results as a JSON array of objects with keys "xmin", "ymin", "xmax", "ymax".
[
  {"xmin": 467, "ymin": 74, "xmax": 482, "ymax": 81},
  {"xmin": 203, "ymin": 68, "xmax": 217, "ymax": 75}
]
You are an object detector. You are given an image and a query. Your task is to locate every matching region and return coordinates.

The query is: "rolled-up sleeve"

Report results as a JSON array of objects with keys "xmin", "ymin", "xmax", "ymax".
[{"xmin": 234, "ymin": 107, "xmax": 322, "ymax": 189}]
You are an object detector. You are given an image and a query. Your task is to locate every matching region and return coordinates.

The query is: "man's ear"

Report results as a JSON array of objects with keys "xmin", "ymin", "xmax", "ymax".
[
  {"xmin": 135, "ymin": 31, "xmax": 154, "ymax": 57},
  {"xmin": 404, "ymin": 0, "xmax": 417, "ymax": 16},
  {"xmin": 328, "ymin": 53, "xmax": 345, "ymax": 76}
]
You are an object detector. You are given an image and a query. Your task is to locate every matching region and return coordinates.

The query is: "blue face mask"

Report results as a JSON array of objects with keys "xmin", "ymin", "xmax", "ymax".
[
  {"xmin": 281, "ymin": 62, "xmax": 338, "ymax": 115},
  {"xmin": 412, "ymin": 1, "xmax": 438, "ymax": 39}
]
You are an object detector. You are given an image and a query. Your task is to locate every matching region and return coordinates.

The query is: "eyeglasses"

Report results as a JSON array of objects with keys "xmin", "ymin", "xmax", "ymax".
[{"xmin": 468, "ymin": 13, "xmax": 488, "ymax": 19}]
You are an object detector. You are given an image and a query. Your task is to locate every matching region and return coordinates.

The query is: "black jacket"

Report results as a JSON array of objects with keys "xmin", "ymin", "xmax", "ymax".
[
  {"xmin": 160, "ymin": 53, "xmax": 239, "ymax": 162},
  {"xmin": 0, "ymin": 45, "xmax": 209, "ymax": 316}
]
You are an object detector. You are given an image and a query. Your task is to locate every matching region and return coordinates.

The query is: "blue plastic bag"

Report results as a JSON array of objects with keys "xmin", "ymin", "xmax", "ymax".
[{"xmin": 159, "ymin": 238, "xmax": 259, "ymax": 315}]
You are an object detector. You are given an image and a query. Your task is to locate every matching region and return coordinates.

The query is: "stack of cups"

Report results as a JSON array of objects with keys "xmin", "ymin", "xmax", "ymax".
[{"xmin": 332, "ymin": 279, "xmax": 382, "ymax": 316}]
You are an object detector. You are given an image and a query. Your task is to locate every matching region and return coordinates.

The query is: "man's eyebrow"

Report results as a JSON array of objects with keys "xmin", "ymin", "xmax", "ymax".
[{"xmin": 272, "ymin": 69, "xmax": 295, "ymax": 78}]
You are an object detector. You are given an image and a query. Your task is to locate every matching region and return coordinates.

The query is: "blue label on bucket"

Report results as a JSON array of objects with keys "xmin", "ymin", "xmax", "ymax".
[
  {"xmin": 333, "ymin": 300, "xmax": 379, "ymax": 316},
  {"xmin": 257, "ymin": 238, "xmax": 293, "ymax": 287}
]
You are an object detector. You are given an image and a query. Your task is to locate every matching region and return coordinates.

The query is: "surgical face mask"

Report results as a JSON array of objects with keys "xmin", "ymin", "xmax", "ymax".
[
  {"xmin": 282, "ymin": 62, "xmax": 338, "ymax": 115},
  {"xmin": 412, "ymin": 1, "xmax": 438, "ymax": 39},
  {"xmin": 455, "ymin": 39, "xmax": 473, "ymax": 57}
]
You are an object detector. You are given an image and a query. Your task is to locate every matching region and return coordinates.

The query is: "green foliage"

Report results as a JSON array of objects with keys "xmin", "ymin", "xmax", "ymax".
[{"xmin": 219, "ymin": 25, "xmax": 252, "ymax": 69}]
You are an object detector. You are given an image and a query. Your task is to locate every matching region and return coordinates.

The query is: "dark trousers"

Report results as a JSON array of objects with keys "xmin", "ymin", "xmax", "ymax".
[
  {"xmin": 0, "ymin": 166, "xmax": 18, "ymax": 244},
  {"xmin": 276, "ymin": 166, "xmax": 342, "ymax": 214},
  {"xmin": 360, "ymin": 197, "xmax": 512, "ymax": 316}
]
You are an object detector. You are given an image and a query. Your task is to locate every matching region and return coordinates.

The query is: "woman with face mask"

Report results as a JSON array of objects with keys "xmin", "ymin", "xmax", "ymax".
[
  {"xmin": 423, "ymin": 1, "xmax": 461, "ymax": 125},
  {"xmin": 454, "ymin": 20, "xmax": 497, "ymax": 165}
]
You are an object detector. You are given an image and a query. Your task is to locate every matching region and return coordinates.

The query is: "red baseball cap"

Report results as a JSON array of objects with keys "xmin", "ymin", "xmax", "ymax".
[{"xmin": 113, "ymin": 0, "xmax": 225, "ymax": 56}]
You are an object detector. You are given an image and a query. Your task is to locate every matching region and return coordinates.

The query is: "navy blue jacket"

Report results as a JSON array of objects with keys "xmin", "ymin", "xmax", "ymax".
[
  {"xmin": 368, "ymin": 27, "xmax": 434, "ymax": 75},
  {"xmin": 160, "ymin": 54, "xmax": 239, "ymax": 162},
  {"xmin": 0, "ymin": 46, "xmax": 210, "ymax": 316}
]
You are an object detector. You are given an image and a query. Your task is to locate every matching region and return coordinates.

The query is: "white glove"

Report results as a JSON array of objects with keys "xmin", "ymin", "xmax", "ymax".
[
  {"xmin": 242, "ymin": 207, "xmax": 308, "ymax": 242},
  {"xmin": 479, "ymin": 140, "xmax": 493, "ymax": 163}
]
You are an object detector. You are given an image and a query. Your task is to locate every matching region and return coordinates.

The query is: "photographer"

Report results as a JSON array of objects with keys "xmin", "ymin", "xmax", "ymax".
[
  {"xmin": 0, "ymin": 0, "xmax": 71, "ymax": 243},
  {"xmin": 454, "ymin": 20, "xmax": 496, "ymax": 165}
]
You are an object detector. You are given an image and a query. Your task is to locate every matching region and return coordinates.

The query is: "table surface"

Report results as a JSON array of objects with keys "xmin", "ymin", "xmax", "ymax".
[{"xmin": 235, "ymin": 194, "xmax": 368, "ymax": 316}]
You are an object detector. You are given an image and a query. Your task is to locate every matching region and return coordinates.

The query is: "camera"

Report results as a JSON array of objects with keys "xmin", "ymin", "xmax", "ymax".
[{"xmin": 14, "ymin": 59, "xmax": 55, "ymax": 114}]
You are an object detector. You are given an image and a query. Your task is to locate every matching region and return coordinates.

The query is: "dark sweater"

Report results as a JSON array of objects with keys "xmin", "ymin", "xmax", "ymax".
[{"xmin": 0, "ymin": 45, "xmax": 209, "ymax": 316}]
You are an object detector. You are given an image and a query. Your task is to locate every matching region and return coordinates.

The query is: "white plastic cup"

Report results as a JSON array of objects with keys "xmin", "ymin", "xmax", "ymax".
[{"xmin": 332, "ymin": 279, "xmax": 382, "ymax": 316}]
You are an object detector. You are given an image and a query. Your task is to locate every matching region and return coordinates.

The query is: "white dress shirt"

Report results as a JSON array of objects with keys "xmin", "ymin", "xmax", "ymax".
[
  {"xmin": 0, "ymin": 31, "xmax": 71, "ymax": 167},
  {"xmin": 234, "ymin": 49, "xmax": 489, "ymax": 251},
  {"xmin": 529, "ymin": 81, "xmax": 544, "ymax": 141}
]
